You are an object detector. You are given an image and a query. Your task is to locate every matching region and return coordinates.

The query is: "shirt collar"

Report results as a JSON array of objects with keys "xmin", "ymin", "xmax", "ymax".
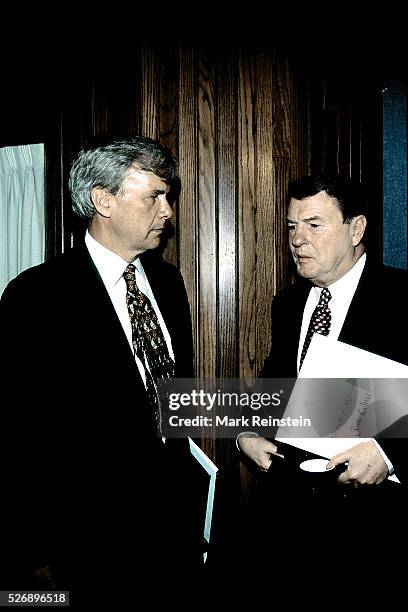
[
  {"xmin": 314, "ymin": 252, "xmax": 366, "ymax": 301},
  {"xmin": 85, "ymin": 231, "xmax": 142, "ymax": 289}
]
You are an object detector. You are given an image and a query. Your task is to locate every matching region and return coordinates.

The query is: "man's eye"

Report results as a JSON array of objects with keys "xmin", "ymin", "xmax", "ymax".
[
  {"xmin": 288, "ymin": 225, "xmax": 296, "ymax": 231},
  {"xmin": 309, "ymin": 223, "xmax": 320, "ymax": 228}
]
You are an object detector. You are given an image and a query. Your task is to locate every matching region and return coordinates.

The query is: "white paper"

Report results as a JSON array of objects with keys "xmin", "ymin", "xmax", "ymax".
[
  {"xmin": 188, "ymin": 438, "xmax": 218, "ymax": 547},
  {"xmin": 300, "ymin": 333, "xmax": 408, "ymax": 378},
  {"xmin": 276, "ymin": 334, "xmax": 408, "ymax": 483}
]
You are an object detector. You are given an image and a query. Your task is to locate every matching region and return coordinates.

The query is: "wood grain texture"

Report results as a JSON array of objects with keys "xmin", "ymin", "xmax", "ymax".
[
  {"xmin": 273, "ymin": 157, "xmax": 292, "ymax": 293},
  {"xmin": 238, "ymin": 49, "xmax": 257, "ymax": 382},
  {"xmin": 255, "ymin": 49, "xmax": 275, "ymax": 375},
  {"xmin": 217, "ymin": 50, "xmax": 238, "ymax": 378},
  {"xmin": 214, "ymin": 50, "xmax": 239, "ymax": 475},
  {"xmin": 291, "ymin": 63, "xmax": 311, "ymax": 180},
  {"xmin": 197, "ymin": 46, "xmax": 217, "ymax": 380},
  {"xmin": 178, "ymin": 46, "xmax": 198, "ymax": 373},
  {"xmin": 158, "ymin": 44, "xmax": 179, "ymax": 268},
  {"xmin": 140, "ymin": 44, "xmax": 158, "ymax": 139},
  {"xmin": 272, "ymin": 50, "xmax": 291, "ymax": 158}
]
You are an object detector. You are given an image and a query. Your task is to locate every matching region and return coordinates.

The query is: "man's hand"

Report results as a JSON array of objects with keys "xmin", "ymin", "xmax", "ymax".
[
  {"xmin": 327, "ymin": 441, "xmax": 388, "ymax": 486},
  {"xmin": 238, "ymin": 436, "xmax": 284, "ymax": 471}
]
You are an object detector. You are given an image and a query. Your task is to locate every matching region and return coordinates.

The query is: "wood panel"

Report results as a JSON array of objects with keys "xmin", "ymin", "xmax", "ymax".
[
  {"xmin": 215, "ymin": 49, "xmax": 239, "ymax": 479},
  {"xmin": 273, "ymin": 157, "xmax": 292, "ymax": 293},
  {"xmin": 140, "ymin": 44, "xmax": 158, "ymax": 139},
  {"xmin": 197, "ymin": 46, "xmax": 217, "ymax": 461},
  {"xmin": 178, "ymin": 46, "xmax": 198, "ymax": 372},
  {"xmin": 272, "ymin": 50, "xmax": 291, "ymax": 159},
  {"xmin": 255, "ymin": 49, "xmax": 275, "ymax": 375},
  {"xmin": 197, "ymin": 46, "xmax": 217, "ymax": 381},
  {"xmin": 238, "ymin": 49, "xmax": 257, "ymax": 383},
  {"xmin": 217, "ymin": 50, "xmax": 238, "ymax": 378},
  {"xmin": 291, "ymin": 59, "xmax": 311, "ymax": 180},
  {"xmin": 158, "ymin": 44, "xmax": 179, "ymax": 268}
]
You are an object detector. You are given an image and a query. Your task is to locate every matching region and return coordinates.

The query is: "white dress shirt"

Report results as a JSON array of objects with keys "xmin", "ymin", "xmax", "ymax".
[
  {"xmin": 85, "ymin": 231, "xmax": 174, "ymax": 388},
  {"xmin": 297, "ymin": 253, "xmax": 366, "ymax": 373}
]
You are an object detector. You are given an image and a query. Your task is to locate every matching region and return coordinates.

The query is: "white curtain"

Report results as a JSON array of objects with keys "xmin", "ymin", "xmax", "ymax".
[{"xmin": 0, "ymin": 143, "xmax": 45, "ymax": 296}]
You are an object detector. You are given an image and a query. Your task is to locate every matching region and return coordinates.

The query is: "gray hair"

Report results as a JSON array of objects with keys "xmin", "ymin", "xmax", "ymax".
[{"xmin": 69, "ymin": 135, "xmax": 179, "ymax": 219}]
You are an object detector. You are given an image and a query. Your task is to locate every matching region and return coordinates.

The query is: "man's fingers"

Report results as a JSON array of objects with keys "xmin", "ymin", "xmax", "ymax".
[
  {"xmin": 327, "ymin": 451, "xmax": 349, "ymax": 469},
  {"xmin": 238, "ymin": 437, "xmax": 284, "ymax": 470},
  {"xmin": 258, "ymin": 457, "xmax": 273, "ymax": 471},
  {"xmin": 264, "ymin": 441, "xmax": 278, "ymax": 453},
  {"xmin": 264, "ymin": 441, "xmax": 284, "ymax": 459},
  {"xmin": 259, "ymin": 449, "xmax": 285, "ymax": 471},
  {"xmin": 337, "ymin": 468, "xmax": 352, "ymax": 484}
]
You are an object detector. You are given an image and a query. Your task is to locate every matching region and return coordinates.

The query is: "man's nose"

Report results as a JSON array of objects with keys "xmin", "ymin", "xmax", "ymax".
[
  {"xmin": 291, "ymin": 225, "xmax": 307, "ymax": 247},
  {"xmin": 159, "ymin": 196, "xmax": 173, "ymax": 219}
]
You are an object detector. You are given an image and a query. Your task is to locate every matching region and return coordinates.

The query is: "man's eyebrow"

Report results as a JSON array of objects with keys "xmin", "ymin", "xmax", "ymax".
[
  {"xmin": 286, "ymin": 215, "xmax": 325, "ymax": 223},
  {"xmin": 144, "ymin": 188, "xmax": 168, "ymax": 197}
]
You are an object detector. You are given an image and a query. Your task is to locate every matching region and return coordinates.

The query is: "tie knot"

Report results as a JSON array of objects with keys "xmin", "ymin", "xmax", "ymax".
[
  {"xmin": 124, "ymin": 264, "xmax": 136, "ymax": 283},
  {"xmin": 319, "ymin": 286, "xmax": 332, "ymax": 304}
]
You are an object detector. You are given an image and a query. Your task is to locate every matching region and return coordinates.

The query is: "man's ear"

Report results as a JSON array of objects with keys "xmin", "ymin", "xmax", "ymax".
[
  {"xmin": 352, "ymin": 215, "xmax": 367, "ymax": 246},
  {"xmin": 91, "ymin": 187, "xmax": 113, "ymax": 218}
]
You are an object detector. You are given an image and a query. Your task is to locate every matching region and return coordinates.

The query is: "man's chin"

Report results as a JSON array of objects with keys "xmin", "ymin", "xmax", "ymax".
[
  {"xmin": 296, "ymin": 262, "xmax": 315, "ymax": 279},
  {"xmin": 144, "ymin": 235, "xmax": 162, "ymax": 252}
]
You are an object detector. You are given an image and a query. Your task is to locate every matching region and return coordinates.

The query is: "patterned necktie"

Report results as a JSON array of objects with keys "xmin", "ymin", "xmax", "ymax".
[
  {"xmin": 300, "ymin": 286, "xmax": 332, "ymax": 370},
  {"xmin": 123, "ymin": 264, "xmax": 175, "ymax": 429}
]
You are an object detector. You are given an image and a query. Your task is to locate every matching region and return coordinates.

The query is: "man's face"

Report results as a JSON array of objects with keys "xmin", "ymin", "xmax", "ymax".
[
  {"xmin": 287, "ymin": 191, "xmax": 363, "ymax": 287},
  {"xmin": 108, "ymin": 168, "xmax": 172, "ymax": 258}
]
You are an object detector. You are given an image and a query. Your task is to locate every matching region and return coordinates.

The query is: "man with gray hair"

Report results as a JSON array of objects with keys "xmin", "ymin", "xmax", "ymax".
[{"xmin": 0, "ymin": 135, "xmax": 201, "ymax": 595}]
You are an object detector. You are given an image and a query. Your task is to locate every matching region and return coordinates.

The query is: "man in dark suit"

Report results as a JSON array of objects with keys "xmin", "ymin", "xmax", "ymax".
[
  {"xmin": 240, "ymin": 174, "xmax": 407, "ymax": 480},
  {"xmin": 237, "ymin": 175, "xmax": 407, "ymax": 587},
  {"xmin": 0, "ymin": 136, "xmax": 202, "ymax": 596}
]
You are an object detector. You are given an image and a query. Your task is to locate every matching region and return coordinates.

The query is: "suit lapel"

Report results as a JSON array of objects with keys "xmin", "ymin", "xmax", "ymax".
[
  {"xmin": 266, "ymin": 280, "xmax": 310, "ymax": 378},
  {"xmin": 338, "ymin": 262, "xmax": 374, "ymax": 350},
  {"xmin": 69, "ymin": 245, "xmax": 146, "ymax": 392},
  {"xmin": 288, "ymin": 281, "xmax": 311, "ymax": 376}
]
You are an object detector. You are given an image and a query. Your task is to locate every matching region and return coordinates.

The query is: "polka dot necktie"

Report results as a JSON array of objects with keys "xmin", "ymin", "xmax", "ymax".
[
  {"xmin": 300, "ymin": 286, "xmax": 332, "ymax": 370},
  {"xmin": 123, "ymin": 264, "xmax": 175, "ymax": 429}
]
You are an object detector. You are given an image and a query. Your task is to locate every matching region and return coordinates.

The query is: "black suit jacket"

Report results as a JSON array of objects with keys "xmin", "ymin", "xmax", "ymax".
[
  {"xmin": 261, "ymin": 260, "xmax": 408, "ymax": 482},
  {"xmin": 0, "ymin": 244, "xmax": 198, "ymax": 589}
]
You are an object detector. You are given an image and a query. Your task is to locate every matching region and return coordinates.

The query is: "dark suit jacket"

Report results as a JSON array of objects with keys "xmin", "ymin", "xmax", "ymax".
[
  {"xmin": 261, "ymin": 260, "xmax": 408, "ymax": 481},
  {"xmin": 0, "ymin": 243, "xmax": 199, "ymax": 590}
]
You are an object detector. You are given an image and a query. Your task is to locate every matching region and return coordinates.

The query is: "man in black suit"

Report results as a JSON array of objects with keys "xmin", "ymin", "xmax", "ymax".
[
  {"xmin": 0, "ymin": 136, "xmax": 201, "ymax": 595},
  {"xmin": 237, "ymin": 175, "xmax": 407, "ymax": 587},
  {"xmin": 240, "ymin": 174, "xmax": 407, "ymax": 480}
]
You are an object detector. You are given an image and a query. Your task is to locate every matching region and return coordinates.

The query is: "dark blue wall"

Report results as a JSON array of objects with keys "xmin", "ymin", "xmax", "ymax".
[{"xmin": 383, "ymin": 81, "xmax": 407, "ymax": 270}]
